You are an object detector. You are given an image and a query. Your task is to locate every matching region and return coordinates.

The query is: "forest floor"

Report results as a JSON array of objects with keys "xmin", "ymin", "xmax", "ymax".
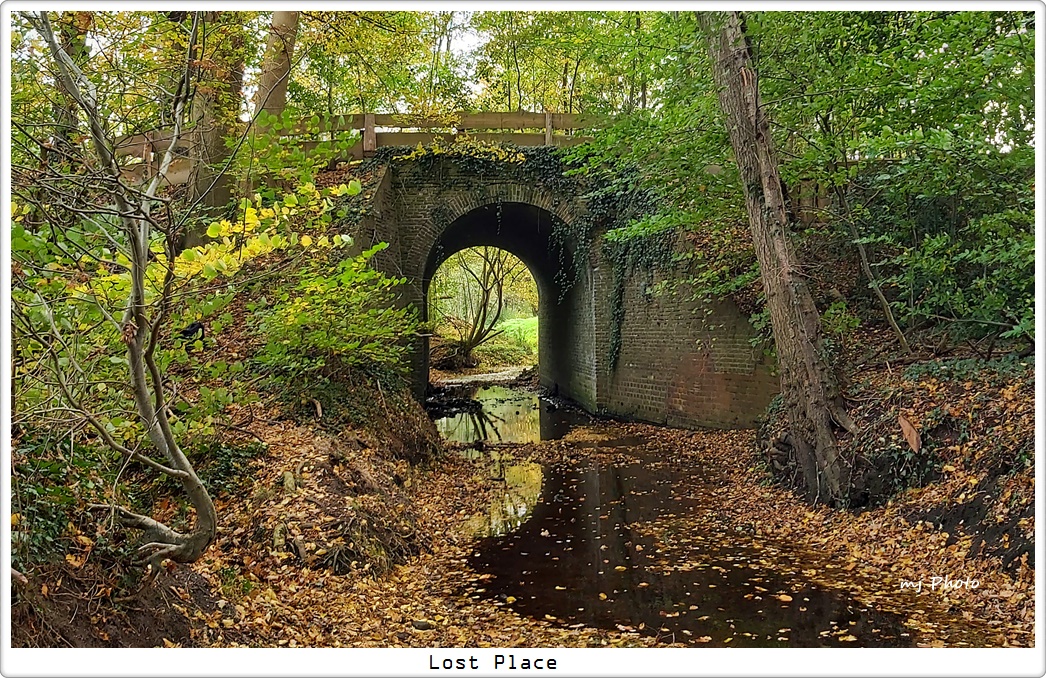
[
  {"xmin": 181, "ymin": 416, "xmax": 1030, "ymax": 648},
  {"xmin": 12, "ymin": 341, "xmax": 1034, "ymax": 649}
]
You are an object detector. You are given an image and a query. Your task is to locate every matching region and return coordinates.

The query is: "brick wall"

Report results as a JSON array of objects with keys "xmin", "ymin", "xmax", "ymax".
[{"xmin": 590, "ymin": 247, "xmax": 779, "ymax": 428}]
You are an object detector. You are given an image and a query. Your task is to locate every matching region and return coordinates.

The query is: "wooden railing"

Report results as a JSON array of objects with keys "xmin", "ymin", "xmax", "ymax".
[{"xmin": 114, "ymin": 111, "xmax": 600, "ymax": 185}]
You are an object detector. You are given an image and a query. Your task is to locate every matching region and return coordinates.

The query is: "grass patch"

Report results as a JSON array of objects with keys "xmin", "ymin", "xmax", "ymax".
[{"xmin": 472, "ymin": 316, "xmax": 538, "ymax": 367}]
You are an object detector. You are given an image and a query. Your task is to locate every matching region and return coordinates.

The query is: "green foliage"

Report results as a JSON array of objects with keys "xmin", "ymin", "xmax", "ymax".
[
  {"xmin": 10, "ymin": 434, "xmax": 112, "ymax": 568},
  {"xmin": 10, "ymin": 180, "xmax": 350, "ymax": 454},
  {"xmin": 291, "ymin": 12, "xmax": 470, "ymax": 115},
  {"xmin": 256, "ymin": 242, "xmax": 418, "ymax": 391},
  {"xmin": 567, "ymin": 9, "xmax": 1034, "ymax": 356},
  {"xmin": 822, "ymin": 301, "xmax": 861, "ymax": 343},
  {"xmin": 498, "ymin": 317, "xmax": 539, "ymax": 353},
  {"xmin": 851, "ymin": 135, "xmax": 1034, "ymax": 342},
  {"xmin": 902, "ymin": 354, "xmax": 1035, "ymax": 384},
  {"xmin": 469, "ymin": 11, "xmax": 659, "ymax": 115},
  {"xmin": 195, "ymin": 441, "xmax": 269, "ymax": 496},
  {"xmin": 394, "ymin": 135, "xmax": 526, "ymax": 167},
  {"xmin": 428, "ymin": 244, "xmax": 538, "ymax": 369},
  {"xmin": 237, "ymin": 109, "xmax": 360, "ymax": 187},
  {"xmin": 218, "ymin": 565, "xmax": 257, "ymax": 600},
  {"xmin": 472, "ymin": 317, "xmax": 539, "ymax": 367},
  {"xmin": 11, "ymin": 460, "xmax": 77, "ymax": 568},
  {"xmin": 753, "ymin": 11, "xmax": 1035, "ymax": 346}
]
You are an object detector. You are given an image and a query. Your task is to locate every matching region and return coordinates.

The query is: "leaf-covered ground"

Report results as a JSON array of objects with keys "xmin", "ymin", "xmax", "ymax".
[
  {"xmin": 174, "ymin": 364, "xmax": 1031, "ymax": 648},
  {"xmin": 13, "ymin": 284, "xmax": 1032, "ymax": 649}
]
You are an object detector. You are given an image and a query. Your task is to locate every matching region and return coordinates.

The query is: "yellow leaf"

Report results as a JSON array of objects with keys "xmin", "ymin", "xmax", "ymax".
[
  {"xmin": 839, "ymin": 634, "xmax": 858, "ymax": 642},
  {"xmin": 505, "ymin": 596, "xmax": 516, "ymax": 604},
  {"xmin": 300, "ymin": 235, "xmax": 313, "ymax": 247},
  {"xmin": 777, "ymin": 594, "xmax": 793, "ymax": 602},
  {"xmin": 555, "ymin": 586, "xmax": 566, "ymax": 590},
  {"xmin": 599, "ymin": 592, "xmax": 608, "ymax": 600},
  {"xmin": 11, "ymin": 513, "xmax": 21, "ymax": 526},
  {"xmin": 614, "ymin": 566, "xmax": 627, "ymax": 571},
  {"xmin": 65, "ymin": 554, "xmax": 85, "ymax": 568},
  {"xmin": 942, "ymin": 465, "xmax": 956, "ymax": 472}
]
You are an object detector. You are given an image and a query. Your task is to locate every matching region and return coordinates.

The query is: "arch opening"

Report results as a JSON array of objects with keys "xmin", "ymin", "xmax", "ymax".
[
  {"xmin": 417, "ymin": 201, "xmax": 596, "ymax": 409},
  {"xmin": 427, "ymin": 246, "xmax": 539, "ymax": 372}
]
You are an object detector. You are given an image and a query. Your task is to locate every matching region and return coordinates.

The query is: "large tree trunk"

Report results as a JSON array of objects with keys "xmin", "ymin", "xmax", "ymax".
[
  {"xmin": 699, "ymin": 11, "xmax": 853, "ymax": 506},
  {"xmin": 187, "ymin": 12, "xmax": 246, "ymax": 246},
  {"xmin": 253, "ymin": 11, "xmax": 299, "ymax": 119},
  {"xmin": 48, "ymin": 12, "xmax": 91, "ymax": 160}
]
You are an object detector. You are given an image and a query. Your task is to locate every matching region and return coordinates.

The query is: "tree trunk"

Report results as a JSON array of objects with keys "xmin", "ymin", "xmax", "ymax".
[
  {"xmin": 32, "ymin": 11, "xmax": 217, "ymax": 569},
  {"xmin": 187, "ymin": 12, "xmax": 246, "ymax": 246},
  {"xmin": 699, "ymin": 11, "xmax": 853, "ymax": 506},
  {"xmin": 253, "ymin": 11, "xmax": 299, "ymax": 120}
]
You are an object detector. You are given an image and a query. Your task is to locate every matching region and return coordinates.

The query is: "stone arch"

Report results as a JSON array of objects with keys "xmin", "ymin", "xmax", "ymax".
[
  {"xmin": 410, "ymin": 192, "xmax": 594, "ymax": 407},
  {"xmin": 403, "ymin": 181, "xmax": 583, "ymax": 289},
  {"xmin": 370, "ymin": 157, "xmax": 775, "ymax": 428}
]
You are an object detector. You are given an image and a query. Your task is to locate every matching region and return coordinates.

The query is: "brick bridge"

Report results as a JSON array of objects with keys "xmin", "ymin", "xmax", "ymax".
[
  {"xmin": 351, "ymin": 153, "xmax": 779, "ymax": 429},
  {"xmin": 122, "ymin": 111, "xmax": 779, "ymax": 428}
]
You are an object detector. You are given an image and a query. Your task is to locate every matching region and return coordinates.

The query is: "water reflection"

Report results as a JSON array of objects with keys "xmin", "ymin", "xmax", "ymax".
[
  {"xmin": 463, "ymin": 460, "xmax": 544, "ymax": 538},
  {"xmin": 467, "ymin": 456, "xmax": 915, "ymax": 647},
  {"xmin": 433, "ymin": 385, "xmax": 585, "ymax": 444}
]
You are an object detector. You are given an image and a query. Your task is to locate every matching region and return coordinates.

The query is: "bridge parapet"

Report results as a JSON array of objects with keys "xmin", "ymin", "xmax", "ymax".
[{"xmin": 113, "ymin": 111, "xmax": 600, "ymax": 185}]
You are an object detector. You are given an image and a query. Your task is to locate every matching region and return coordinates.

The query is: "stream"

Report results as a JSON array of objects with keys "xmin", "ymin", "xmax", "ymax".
[{"xmin": 428, "ymin": 381, "xmax": 916, "ymax": 647}]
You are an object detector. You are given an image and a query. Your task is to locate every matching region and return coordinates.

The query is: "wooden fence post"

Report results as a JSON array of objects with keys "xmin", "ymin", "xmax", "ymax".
[
  {"xmin": 544, "ymin": 111, "xmax": 553, "ymax": 145},
  {"xmin": 363, "ymin": 112, "xmax": 376, "ymax": 156}
]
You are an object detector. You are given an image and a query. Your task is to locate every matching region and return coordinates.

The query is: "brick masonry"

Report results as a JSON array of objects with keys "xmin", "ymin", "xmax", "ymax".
[{"xmin": 349, "ymin": 157, "xmax": 779, "ymax": 429}]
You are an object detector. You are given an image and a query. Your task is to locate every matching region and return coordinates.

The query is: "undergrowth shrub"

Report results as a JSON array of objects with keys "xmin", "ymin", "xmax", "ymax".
[
  {"xmin": 10, "ymin": 433, "xmax": 112, "ymax": 569},
  {"xmin": 255, "ymin": 242, "xmax": 418, "ymax": 396}
]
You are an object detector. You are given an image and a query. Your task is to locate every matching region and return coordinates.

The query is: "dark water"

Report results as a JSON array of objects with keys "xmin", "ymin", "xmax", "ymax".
[
  {"xmin": 435, "ymin": 386, "xmax": 919, "ymax": 647},
  {"xmin": 465, "ymin": 454, "xmax": 915, "ymax": 647},
  {"xmin": 434, "ymin": 385, "xmax": 586, "ymax": 444}
]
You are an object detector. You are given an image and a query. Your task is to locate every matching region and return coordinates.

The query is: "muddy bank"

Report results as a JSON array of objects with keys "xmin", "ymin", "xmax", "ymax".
[
  {"xmin": 11, "ymin": 370, "xmax": 443, "ymax": 648},
  {"xmin": 759, "ymin": 355, "xmax": 1034, "ymax": 577}
]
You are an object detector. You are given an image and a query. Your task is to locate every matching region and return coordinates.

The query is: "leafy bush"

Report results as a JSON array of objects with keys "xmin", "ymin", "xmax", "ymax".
[
  {"xmin": 11, "ymin": 434, "xmax": 111, "ymax": 568},
  {"xmin": 854, "ymin": 133, "xmax": 1034, "ymax": 344},
  {"xmin": 902, "ymin": 354, "xmax": 1035, "ymax": 383},
  {"xmin": 256, "ymin": 242, "xmax": 418, "ymax": 391}
]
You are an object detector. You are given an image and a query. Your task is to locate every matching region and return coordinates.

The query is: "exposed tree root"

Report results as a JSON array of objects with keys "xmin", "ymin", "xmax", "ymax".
[{"xmin": 88, "ymin": 503, "xmax": 211, "ymax": 571}]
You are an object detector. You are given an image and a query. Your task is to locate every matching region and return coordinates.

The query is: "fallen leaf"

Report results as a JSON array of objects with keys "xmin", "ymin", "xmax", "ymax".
[{"xmin": 898, "ymin": 413, "xmax": 921, "ymax": 453}]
